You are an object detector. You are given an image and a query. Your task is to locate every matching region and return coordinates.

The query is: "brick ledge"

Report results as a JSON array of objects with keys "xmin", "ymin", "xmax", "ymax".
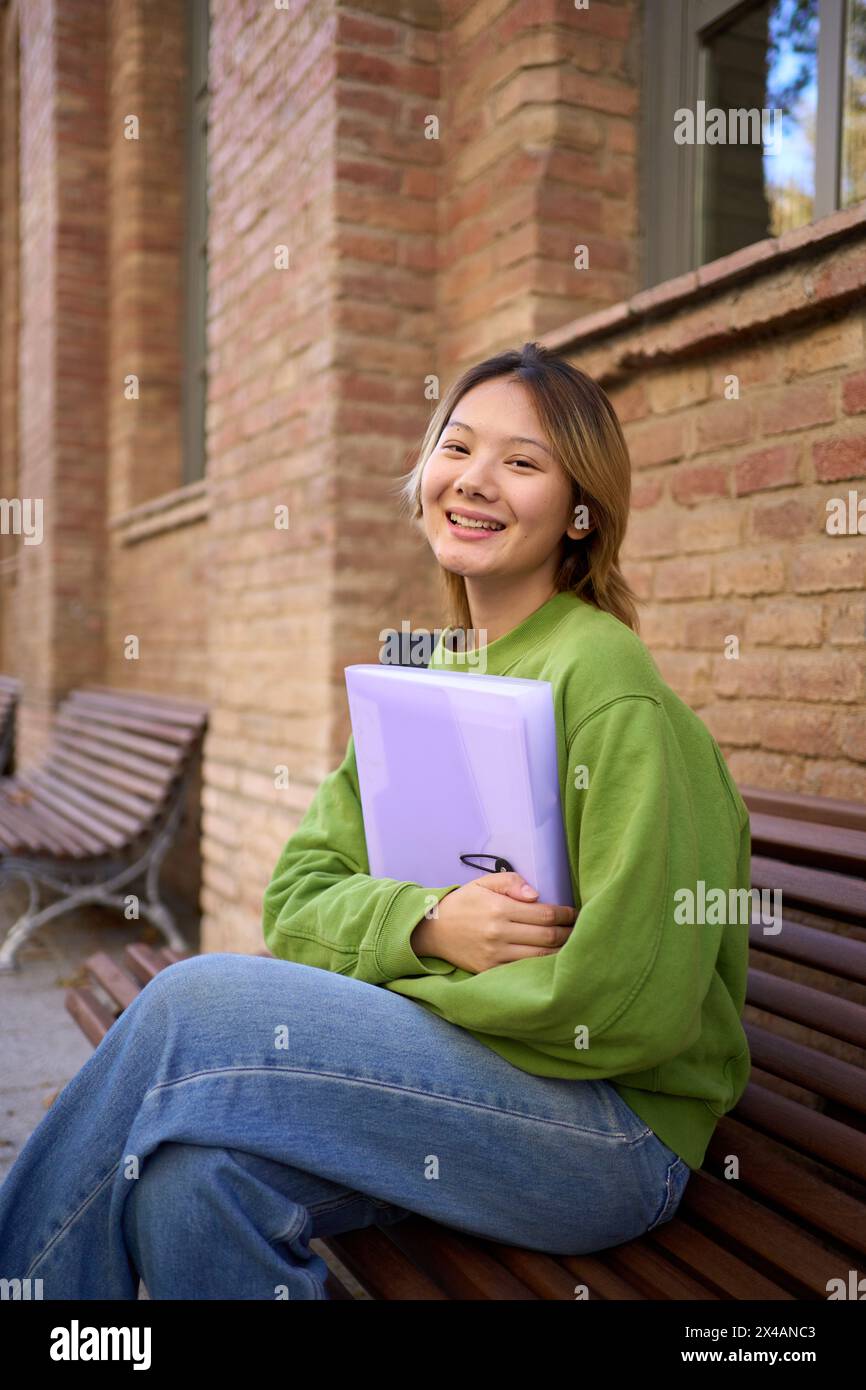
[
  {"xmin": 110, "ymin": 480, "xmax": 210, "ymax": 545},
  {"xmin": 543, "ymin": 200, "xmax": 866, "ymax": 358}
]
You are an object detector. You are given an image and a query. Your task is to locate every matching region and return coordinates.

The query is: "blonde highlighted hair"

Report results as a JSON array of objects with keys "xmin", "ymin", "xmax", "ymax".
[{"xmin": 392, "ymin": 341, "xmax": 641, "ymax": 635}]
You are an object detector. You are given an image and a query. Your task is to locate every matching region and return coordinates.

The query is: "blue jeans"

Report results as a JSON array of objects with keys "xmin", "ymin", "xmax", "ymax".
[{"xmin": 0, "ymin": 954, "xmax": 690, "ymax": 1299}]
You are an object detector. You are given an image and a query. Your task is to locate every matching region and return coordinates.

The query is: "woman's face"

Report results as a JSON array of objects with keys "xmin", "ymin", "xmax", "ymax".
[{"xmin": 419, "ymin": 376, "xmax": 591, "ymax": 587}]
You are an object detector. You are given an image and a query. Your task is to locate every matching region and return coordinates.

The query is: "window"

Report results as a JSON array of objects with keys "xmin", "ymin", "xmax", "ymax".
[
  {"xmin": 842, "ymin": 0, "xmax": 866, "ymax": 201},
  {"xmin": 643, "ymin": 0, "xmax": 866, "ymax": 286},
  {"xmin": 181, "ymin": 1, "xmax": 210, "ymax": 485}
]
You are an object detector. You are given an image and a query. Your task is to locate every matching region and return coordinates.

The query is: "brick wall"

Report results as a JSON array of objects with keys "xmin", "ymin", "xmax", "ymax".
[
  {"xmin": 2, "ymin": 0, "xmax": 863, "ymax": 958},
  {"xmin": 546, "ymin": 212, "xmax": 866, "ymax": 802},
  {"xmin": 439, "ymin": 0, "xmax": 640, "ymax": 364},
  {"xmin": 0, "ymin": 1, "xmax": 20, "ymax": 676}
]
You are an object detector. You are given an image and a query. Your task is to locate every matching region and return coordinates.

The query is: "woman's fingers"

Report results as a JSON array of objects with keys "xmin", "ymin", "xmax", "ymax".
[
  {"xmin": 500, "ymin": 898, "xmax": 577, "ymax": 929},
  {"xmin": 499, "ymin": 922, "xmax": 574, "ymax": 948}
]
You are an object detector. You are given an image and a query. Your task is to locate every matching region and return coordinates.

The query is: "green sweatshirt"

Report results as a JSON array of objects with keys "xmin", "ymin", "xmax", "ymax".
[{"xmin": 262, "ymin": 590, "xmax": 752, "ymax": 1170}]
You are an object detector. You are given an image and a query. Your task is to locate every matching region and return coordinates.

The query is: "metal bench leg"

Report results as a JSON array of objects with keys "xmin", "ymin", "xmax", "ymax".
[
  {"xmin": 0, "ymin": 775, "xmax": 196, "ymax": 970},
  {"xmin": 0, "ymin": 867, "xmax": 43, "ymax": 972},
  {"xmin": 0, "ymin": 865, "xmax": 190, "ymax": 971}
]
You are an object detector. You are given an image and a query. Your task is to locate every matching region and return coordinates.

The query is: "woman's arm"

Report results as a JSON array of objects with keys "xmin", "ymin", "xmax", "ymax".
[{"xmin": 262, "ymin": 733, "xmax": 459, "ymax": 984}]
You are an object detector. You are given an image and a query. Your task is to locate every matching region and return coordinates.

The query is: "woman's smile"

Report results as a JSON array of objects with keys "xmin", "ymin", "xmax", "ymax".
[{"xmin": 444, "ymin": 508, "xmax": 509, "ymax": 540}]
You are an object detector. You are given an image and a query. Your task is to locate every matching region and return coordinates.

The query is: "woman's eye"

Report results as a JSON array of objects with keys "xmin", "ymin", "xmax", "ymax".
[{"xmin": 442, "ymin": 444, "xmax": 536, "ymax": 470}]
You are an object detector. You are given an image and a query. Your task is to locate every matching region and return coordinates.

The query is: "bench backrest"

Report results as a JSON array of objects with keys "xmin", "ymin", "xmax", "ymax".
[{"xmin": 0, "ymin": 684, "xmax": 208, "ymax": 859}]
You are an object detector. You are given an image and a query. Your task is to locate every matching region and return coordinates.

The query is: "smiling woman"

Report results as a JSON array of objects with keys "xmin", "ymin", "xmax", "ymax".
[
  {"xmin": 392, "ymin": 341, "xmax": 640, "ymax": 648},
  {"xmin": 0, "ymin": 343, "xmax": 752, "ymax": 1298}
]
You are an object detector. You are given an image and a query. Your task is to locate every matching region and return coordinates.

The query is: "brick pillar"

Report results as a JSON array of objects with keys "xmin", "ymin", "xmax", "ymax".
[
  {"xmin": 0, "ymin": 3, "xmax": 22, "ymax": 674},
  {"xmin": 13, "ymin": 0, "xmax": 109, "ymax": 764}
]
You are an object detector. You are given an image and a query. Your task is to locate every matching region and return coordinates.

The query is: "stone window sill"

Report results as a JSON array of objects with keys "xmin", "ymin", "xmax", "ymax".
[{"xmin": 110, "ymin": 480, "xmax": 209, "ymax": 545}]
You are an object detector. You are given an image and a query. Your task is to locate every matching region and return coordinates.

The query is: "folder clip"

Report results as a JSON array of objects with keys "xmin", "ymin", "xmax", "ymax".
[{"xmin": 459, "ymin": 852, "xmax": 515, "ymax": 874}]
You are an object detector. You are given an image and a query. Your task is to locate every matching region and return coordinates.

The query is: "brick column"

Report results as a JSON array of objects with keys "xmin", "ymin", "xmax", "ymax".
[{"xmin": 13, "ymin": 0, "xmax": 109, "ymax": 764}]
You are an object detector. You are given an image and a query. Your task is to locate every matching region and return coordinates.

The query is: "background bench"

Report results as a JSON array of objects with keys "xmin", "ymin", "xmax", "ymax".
[
  {"xmin": 0, "ymin": 685, "xmax": 208, "ymax": 972},
  {"xmin": 63, "ymin": 787, "xmax": 866, "ymax": 1298}
]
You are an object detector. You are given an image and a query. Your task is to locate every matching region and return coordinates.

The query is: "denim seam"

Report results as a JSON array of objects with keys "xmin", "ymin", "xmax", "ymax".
[
  {"xmin": 272, "ymin": 1203, "xmax": 307, "ymax": 1244},
  {"xmin": 140, "ymin": 1064, "xmax": 650, "ymax": 1143},
  {"xmin": 24, "ymin": 1159, "xmax": 121, "ymax": 1280},
  {"xmin": 646, "ymin": 1158, "xmax": 687, "ymax": 1233},
  {"xmin": 272, "ymin": 1188, "xmax": 363, "ymax": 1241}
]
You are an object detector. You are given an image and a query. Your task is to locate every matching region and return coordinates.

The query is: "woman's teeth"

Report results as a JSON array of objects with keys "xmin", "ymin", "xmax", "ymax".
[{"xmin": 448, "ymin": 513, "xmax": 505, "ymax": 531}]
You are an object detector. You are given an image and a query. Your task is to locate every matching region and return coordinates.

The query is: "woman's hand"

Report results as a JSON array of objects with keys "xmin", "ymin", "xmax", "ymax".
[{"xmin": 411, "ymin": 871, "xmax": 577, "ymax": 975}]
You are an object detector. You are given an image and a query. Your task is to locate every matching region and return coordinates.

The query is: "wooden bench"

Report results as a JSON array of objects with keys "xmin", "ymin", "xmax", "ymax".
[
  {"xmin": 63, "ymin": 787, "xmax": 866, "ymax": 1299},
  {"xmin": 0, "ymin": 675, "xmax": 21, "ymax": 776},
  {"xmin": 0, "ymin": 685, "xmax": 208, "ymax": 973}
]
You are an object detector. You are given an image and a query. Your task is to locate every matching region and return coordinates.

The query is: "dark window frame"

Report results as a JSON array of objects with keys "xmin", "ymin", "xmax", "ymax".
[{"xmin": 642, "ymin": 0, "xmax": 849, "ymax": 287}]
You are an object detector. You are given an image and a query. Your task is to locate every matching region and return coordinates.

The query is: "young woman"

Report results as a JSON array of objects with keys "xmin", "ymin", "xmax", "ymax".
[{"xmin": 0, "ymin": 343, "xmax": 751, "ymax": 1299}]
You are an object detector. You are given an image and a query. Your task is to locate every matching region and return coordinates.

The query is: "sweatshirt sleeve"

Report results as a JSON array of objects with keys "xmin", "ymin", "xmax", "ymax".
[
  {"xmin": 386, "ymin": 694, "xmax": 730, "ymax": 1077},
  {"xmin": 261, "ymin": 733, "xmax": 459, "ymax": 983}
]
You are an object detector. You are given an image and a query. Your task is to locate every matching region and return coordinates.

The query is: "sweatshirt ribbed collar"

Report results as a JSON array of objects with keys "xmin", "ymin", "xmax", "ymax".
[{"xmin": 427, "ymin": 590, "xmax": 591, "ymax": 676}]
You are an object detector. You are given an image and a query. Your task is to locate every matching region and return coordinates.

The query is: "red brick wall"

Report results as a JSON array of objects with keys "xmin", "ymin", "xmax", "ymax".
[
  {"xmin": 439, "ymin": 0, "xmax": 640, "ymax": 365},
  {"xmin": 3, "ymin": 0, "xmax": 862, "ymax": 958},
  {"xmin": 547, "ymin": 214, "xmax": 866, "ymax": 801}
]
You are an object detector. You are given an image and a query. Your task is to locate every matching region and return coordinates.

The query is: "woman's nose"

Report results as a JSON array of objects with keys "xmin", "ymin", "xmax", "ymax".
[{"xmin": 454, "ymin": 456, "xmax": 496, "ymax": 492}]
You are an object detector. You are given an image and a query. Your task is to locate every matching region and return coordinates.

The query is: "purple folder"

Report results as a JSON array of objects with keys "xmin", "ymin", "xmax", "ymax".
[{"xmin": 344, "ymin": 664, "xmax": 574, "ymax": 908}]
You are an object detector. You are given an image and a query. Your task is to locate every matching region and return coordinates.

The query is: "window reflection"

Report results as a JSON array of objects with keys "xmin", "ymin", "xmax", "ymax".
[
  {"xmin": 842, "ymin": 0, "xmax": 866, "ymax": 205},
  {"xmin": 701, "ymin": 0, "xmax": 819, "ymax": 262}
]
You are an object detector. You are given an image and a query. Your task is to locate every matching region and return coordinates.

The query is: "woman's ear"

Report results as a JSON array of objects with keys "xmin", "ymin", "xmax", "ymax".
[{"xmin": 568, "ymin": 499, "xmax": 594, "ymax": 541}]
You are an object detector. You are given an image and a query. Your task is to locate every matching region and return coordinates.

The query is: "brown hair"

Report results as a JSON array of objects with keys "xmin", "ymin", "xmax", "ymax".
[{"xmin": 392, "ymin": 341, "xmax": 641, "ymax": 634}]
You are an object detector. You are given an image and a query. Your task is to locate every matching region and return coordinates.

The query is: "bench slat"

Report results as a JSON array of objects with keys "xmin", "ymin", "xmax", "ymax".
[
  {"xmin": 604, "ymin": 1240, "xmax": 718, "ymax": 1299},
  {"xmin": 14, "ymin": 776, "xmax": 123, "ymax": 851},
  {"xmin": 682, "ymin": 1167, "xmax": 852, "ymax": 1297},
  {"xmin": 489, "ymin": 1245, "xmax": 595, "ymax": 1299},
  {"xmin": 744, "ymin": 1019, "xmax": 866, "ymax": 1114},
  {"xmin": 384, "ymin": 1216, "xmax": 540, "ymax": 1299},
  {"xmin": 123, "ymin": 942, "xmax": 191, "ymax": 987},
  {"xmin": 727, "ymin": 1083, "xmax": 866, "ymax": 1186},
  {"xmin": 0, "ymin": 781, "xmax": 100, "ymax": 855},
  {"xmin": 65, "ymin": 986, "xmax": 119, "ymax": 1049},
  {"xmin": 53, "ymin": 731, "xmax": 176, "ymax": 788},
  {"xmin": 83, "ymin": 951, "xmax": 148, "ymax": 1012},
  {"xmin": 750, "ymin": 853, "xmax": 866, "ymax": 921},
  {"xmin": 27, "ymin": 770, "xmax": 144, "ymax": 840},
  {"xmin": 326, "ymin": 1226, "xmax": 450, "ymax": 1300},
  {"xmin": 647, "ymin": 1220, "xmax": 794, "ymax": 1299},
  {"xmin": 749, "ymin": 917, "xmax": 866, "ymax": 984},
  {"xmin": 709, "ymin": 1113, "xmax": 866, "ymax": 1254},
  {"xmin": 0, "ymin": 796, "xmax": 63, "ymax": 854},
  {"xmin": 742, "ymin": 784, "xmax": 866, "ymax": 832},
  {"xmin": 750, "ymin": 810, "xmax": 866, "ymax": 872},
  {"xmin": 74, "ymin": 685, "xmax": 209, "ymax": 724},
  {"xmin": 53, "ymin": 714, "xmax": 186, "ymax": 768},
  {"xmin": 50, "ymin": 750, "xmax": 163, "ymax": 817},
  {"xmin": 62, "ymin": 703, "xmax": 202, "ymax": 746},
  {"xmin": 51, "ymin": 746, "xmax": 169, "ymax": 804},
  {"xmin": 748, "ymin": 966, "xmax": 866, "ymax": 1047},
  {"xmin": 557, "ymin": 1253, "xmax": 646, "ymax": 1299}
]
